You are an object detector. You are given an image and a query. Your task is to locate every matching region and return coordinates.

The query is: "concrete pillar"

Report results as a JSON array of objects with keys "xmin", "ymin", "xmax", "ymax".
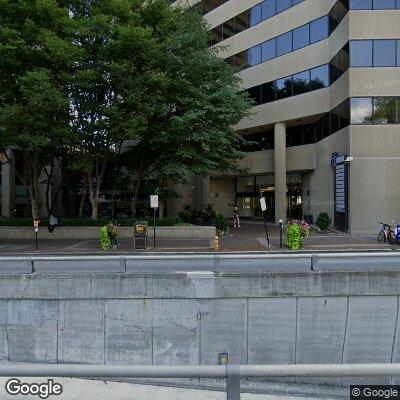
[
  {"xmin": 1, "ymin": 149, "xmax": 15, "ymax": 218},
  {"xmin": 274, "ymin": 122, "xmax": 287, "ymax": 223}
]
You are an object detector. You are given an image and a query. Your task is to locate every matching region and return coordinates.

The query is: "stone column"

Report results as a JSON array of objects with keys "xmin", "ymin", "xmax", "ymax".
[
  {"xmin": 1, "ymin": 149, "xmax": 15, "ymax": 218},
  {"xmin": 274, "ymin": 122, "xmax": 287, "ymax": 223}
]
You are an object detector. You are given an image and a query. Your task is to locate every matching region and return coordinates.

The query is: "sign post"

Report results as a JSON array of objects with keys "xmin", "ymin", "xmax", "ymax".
[
  {"xmin": 150, "ymin": 195, "xmax": 159, "ymax": 249},
  {"xmin": 33, "ymin": 220, "xmax": 40, "ymax": 251},
  {"xmin": 258, "ymin": 183, "xmax": 270, "ymax": 246}
]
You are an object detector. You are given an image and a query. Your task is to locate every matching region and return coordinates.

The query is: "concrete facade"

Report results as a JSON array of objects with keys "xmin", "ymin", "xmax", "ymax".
[
  {"xmin": 2, "ymin": 268, "xmax": 400, "ymax": 385},
  {"xmin": 169, "ymin": 0, "xmax": 400, "ymax": 233}
]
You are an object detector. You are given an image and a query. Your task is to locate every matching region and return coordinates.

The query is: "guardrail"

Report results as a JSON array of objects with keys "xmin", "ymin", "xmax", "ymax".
[
  {"xmin": 0, "ymin": 252, "xmax": 400, "ymax": 274},
  {"xmin": 1, "ymin": 363, "xmax": 400, "ymax": 399}
]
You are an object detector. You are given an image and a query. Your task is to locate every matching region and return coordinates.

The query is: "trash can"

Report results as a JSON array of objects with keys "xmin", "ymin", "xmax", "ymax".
[{"xmin": 134, "ymin": 221, "xmax": 148, "ymax": 250}]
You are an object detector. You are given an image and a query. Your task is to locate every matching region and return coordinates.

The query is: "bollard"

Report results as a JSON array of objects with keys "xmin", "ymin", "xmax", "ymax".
[
  {"xmin": 279, "ymin": 219, "xmax": 284, "ymax": 250},
  {"xmin": 214, "ymin": 235, "xmax": 220, "ymax": 251}
]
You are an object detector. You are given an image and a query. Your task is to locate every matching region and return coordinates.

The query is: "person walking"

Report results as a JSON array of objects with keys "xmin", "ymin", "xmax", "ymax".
[
  {"xmin": 233, "ymin": 207, "xmax": 241, "ymax": 228},
  {"xmin": 48, "ymin": 214, "xmax": 59, "ymax": 234}
]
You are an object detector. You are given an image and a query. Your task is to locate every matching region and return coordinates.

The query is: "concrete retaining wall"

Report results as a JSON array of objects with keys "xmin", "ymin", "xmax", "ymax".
[
  {"xmin": 1, "ymin": 268, "xmax": 400, "ymax": 386},
  {"xmin": 0, "ymin": 226, "xmax": 216, "ymax": 241}
]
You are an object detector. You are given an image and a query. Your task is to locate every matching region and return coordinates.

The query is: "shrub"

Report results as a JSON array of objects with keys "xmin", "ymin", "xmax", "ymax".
[
  {"xmin": 290, "ymin": 219, "xmax": 310, "ymax": 237},
  {"xmin": 286, "ymin": 223, "xmax": 302, "ymax": 250},
  {"xmin": 316, "ymin": 212, "xmax": 332, "ymax": 231},
  {"xmin": 214, "ymin": 212, "xmax": 228, "ymax": 233},
  {"xmin": 147, "ymin": 216, "xmax": 184, "ymax": 226},
  {"xmin": 100, "ymin": 226, "xmax": 112, "ymax": 250}
]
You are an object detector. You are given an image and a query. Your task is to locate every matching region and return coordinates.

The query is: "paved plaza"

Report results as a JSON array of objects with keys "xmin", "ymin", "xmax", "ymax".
[{"xmin": 0, "ymin": 221, "xmax": 393, "ymax": 255}]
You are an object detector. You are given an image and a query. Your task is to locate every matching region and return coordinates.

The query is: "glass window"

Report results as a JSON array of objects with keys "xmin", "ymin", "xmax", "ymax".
[
  {"xmin": 277, "ymin": 31, "xmax": 292, "ymax": 56},
  {"xmin": 234, "ymin": 51, "xmax": 248, "ymax": 68},
  {"xmin": 397, "ymin": 0, "xmax": 400, "ymax": 8},
  {"xmin": 250, "ymin": 3, "xmax": 262, "ymax": 26},
  {"xmin": 350, "ymin": 40, "xmax": 373, "ymax": 67},
  {"xmin": 373, "ymin": 0, "xmax": 396, "ymax": 8},
  {"xmin": 310, "ymin": 65, "xmax": 330, "ymax": 90},
  {"xmin": 350, "ymin": 0, "xmax": 372, "ymax": 8},
  {"xmin": 262, "ymin": 0, "xmax": 277, "ymax": 19},
  {"xmin": 262, "ymin": 39, "xmax": 276, "ymax": 62},
  {"xmin": 292, "ymin": 70, "xmax": 310, "ymax": 95},
  {"xmin": 293, "ymin": 24, "xmax": 310, "ymax": 50},
  {"xmin": 330, "ymin": 53, "xmax": 340, "ymax": 84},
  {"xmin": 235, "ymin": 10, "xmax": 250, "ymax": 34},
  {"xmin": 351, "ymin": 97, "xmax": 373, "ymax": 124},
  {"xmin": 292, "ymin": 0, "xmax": 303, "ymax": 4},
  {"xmin": 373, "ymin": 40, "xmax": 396, "ymax": 67},
  {"xmin": 310, "ymin": 16, "xmax": 329, "ymax": 44},
  {"xmin": 237, "ymin": 177, "xmax": 255, "ymax": 193},
  {"xmin": 339, "ymin": 43, "xmax": 350, "ymax": 74},
  {"xmin": 222, "ymin": 20, "xmax": 235, "ymax": 39},
  {"xmin": 277, "ymin": 0, "xmax": 292, "ymax": 13},
  {"xmin": 372, "ymin": 97, "xmax": 396, "ymax": 123},
  {"xmin": 276, "ymin": 76, "xmax": 292, "ymax": 99},
  {"xmin": 339, "ymin": 99, "xmax": 350, "ymax": 129},
  {"xmin": 261, "ymin": 81, "xmax": 277, "ymax": 103},
  {"xmin": 398, "ymin": 40, "xmax": 400, "ymax": 66},
  {"xmin": 330, "ymin": 106, "xmax": 340, "ymax": 133},
  {"xmin": 247, "ymin": 45, "xmax": 262, "ymax": 66},
  {"xmin": 248, "ymin": 86, "xmax": 262, "ymax": 105}
]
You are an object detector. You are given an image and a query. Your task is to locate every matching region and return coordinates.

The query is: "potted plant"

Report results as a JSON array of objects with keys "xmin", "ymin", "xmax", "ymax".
[{"xmin": 107, "ymin": 221, "xmax": 120, "ymax": 249}]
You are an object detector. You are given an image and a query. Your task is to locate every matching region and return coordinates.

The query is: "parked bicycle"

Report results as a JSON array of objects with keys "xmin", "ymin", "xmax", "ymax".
[{"xmin": 377, "ymin": 221, "xmax": 395, "ymax": 244}]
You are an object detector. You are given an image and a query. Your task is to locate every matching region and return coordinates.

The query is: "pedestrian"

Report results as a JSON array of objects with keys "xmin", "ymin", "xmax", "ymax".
[
  {"xmin": 48, "ymin": 214, "xmax": 58, "ymax": 234},
  {"xmin": 233, "ymin": 206, "xmax": 241, "ymax": 228}
]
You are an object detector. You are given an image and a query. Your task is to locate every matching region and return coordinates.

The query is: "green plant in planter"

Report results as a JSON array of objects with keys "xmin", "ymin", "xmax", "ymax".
[
  {"xmin": 286, "ymin": 223, "xmax": 302, "ymax": 250},
  {"xmin": 100, "ymin": 226, "xmax": 112, "ymax": 251},
  {"xmin": 316, "ymin": 212, "xmax": 332, "ymax": 232},
  {"xmin": 214, "ymin": 212, "xmax": 228, "ymax": 234}
]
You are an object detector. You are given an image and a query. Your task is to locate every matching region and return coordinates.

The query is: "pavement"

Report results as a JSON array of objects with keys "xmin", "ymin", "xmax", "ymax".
[{"xmin": 0, "ymin": 220, "xmax": 394, "ymax": 255}]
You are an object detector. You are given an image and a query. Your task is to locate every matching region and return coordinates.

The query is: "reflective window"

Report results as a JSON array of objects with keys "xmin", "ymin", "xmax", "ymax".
[
  {"xmin": 292, "ymin": 70, "xmax": 310, "ymax": 95},
  {"xmin": 277, "ymin": 0, "xmax": 292, "ymax": 13},
  {"xmin": 250, "ymin": 3, "xmax": 262, "ymax": 26},
  {"xmin": 293, "ymin": 24, "xmax": 310, "ymax": 50},
  {"xmin": 350, "ymin": 0, "xmax": 372, "ymax": 8},
  {"xmin": 350, "ymin": 98, "xmax": 373, "ymax": 124},
  {"xmin": 261, "ymin": 82, "xmax": 276, "ymax": 103},
  {"xmin": 248, "ymin": 86, "xmax": 261, "ymax": 104},
  {"xmin": 310, "ymin": 65, "xmax": 330, "ymax": 89},
  {"xmin": 330, "ymin": 106, "xmax": 340, "ymax": 133},
  {"xmin": 247, "ymin": 45, "xmax": 262, "ymax": 66},
  {"xmin": 262, "ymin": 0, "xmax": 277, "ymax": 19},
  {"xmin": 373, "ymin": 39, "xmax": 396, "ymax": 66},
  {"xmin": 235, "ymin": 11, "xmax": 250, "ymax": 34},
  {"xmin": 277, "ymin": 31, "xmax": 293, "ymax": 56},
  {"xmin": 372, "ymin": 97, "xmax": 396, "ymax": 123},
  {"xmin": 373, "ymin": 0, "xmax": 396, "ymax": 8},
  {"xmin": 339, "ymin": 99, "xmax": 350, "ymax": 129},
  {"xmin": 237, "ymin": 177, "xmax": 255, "ymax": 193},
  {"xmin": 310, "ymin": 16, "xmax": 329, "ymax": 44},
  {"xmin": 262, "ymin": 39, "xmax": 276, "ymax": 62},
  {"xmin": 276, "ymin": 76, "xmax": 292, "ymax": 99},
  {"xmin": 350, "ymin": 40, "xmax": 373, "ymax": 66}
]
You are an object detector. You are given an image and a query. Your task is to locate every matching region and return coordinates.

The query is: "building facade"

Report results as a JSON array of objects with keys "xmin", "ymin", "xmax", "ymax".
[{"xmin": 171, "ymin": 0, "xmax": 400, "ymax": 234}]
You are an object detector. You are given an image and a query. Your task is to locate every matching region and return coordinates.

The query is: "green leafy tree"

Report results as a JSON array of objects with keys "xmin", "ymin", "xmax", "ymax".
[{"xmin": 0, "ymin": 0, "xmax": 78, "ymax": 219}]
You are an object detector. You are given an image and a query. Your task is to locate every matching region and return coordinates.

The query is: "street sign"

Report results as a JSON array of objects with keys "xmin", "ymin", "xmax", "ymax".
[
  {"xmin": 260, "ymin": 197, "xmax": 267, "ymax": 212},
  {"xmin": 150, "ymin": 195, "xmax": 159, "ymax": 209}
]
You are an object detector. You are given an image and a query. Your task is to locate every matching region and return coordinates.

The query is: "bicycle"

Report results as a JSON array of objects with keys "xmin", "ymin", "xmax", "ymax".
[{"xmin": 377, "ymin": 222, "xmax": 395, "ymax": 244}]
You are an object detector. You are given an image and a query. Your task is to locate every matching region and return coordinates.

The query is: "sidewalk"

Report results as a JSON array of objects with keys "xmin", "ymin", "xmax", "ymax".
[{"xmin": 0, "ymin": 221, "xmax": 394, "ymax": 255}]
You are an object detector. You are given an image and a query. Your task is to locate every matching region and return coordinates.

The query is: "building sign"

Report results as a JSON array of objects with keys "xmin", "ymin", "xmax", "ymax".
[
  {"xmin": 331, "ymin": 154, "xmax": 347, "ymax": 214},
  {"xmin": 260, "ymin": 197, "xmax": 267, "ymax": 212},
  {"xmin": 150, "ymin": 195, "xmax": 159, "ymax": 209}
]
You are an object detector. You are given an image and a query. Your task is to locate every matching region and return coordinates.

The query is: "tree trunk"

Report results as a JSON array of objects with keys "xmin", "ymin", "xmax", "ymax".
[
  {"xmin": 159, "ymin": 200, "xmax": 165, "ymax": 219},
  {"xmin": 78, "ymin": 185, "xmax": 86, "ymax": 219},
  {"xmin": 91, "ymin": 200, "xmax": 98, "ymax": 220}
]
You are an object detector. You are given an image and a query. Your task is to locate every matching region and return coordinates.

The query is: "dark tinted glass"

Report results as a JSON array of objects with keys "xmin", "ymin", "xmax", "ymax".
[
  {"xmin": 372, "ymin": 97, "xmax": 396, "ymax": 123},
  {"xmin": 261, "ymin": 82, "xmax": 276, "ymax": 103},
  {"xmin": 250, "ymin": 3, "xmax": 262, "ymax": 26},
  {"xmin": 262, "ymin": 39, "xmax": 276, "ymax": 62},
  {"xmin": 292, "ymin": 70, "xmax": 310, "ymax": 95},
  {"xmin": 398, "ymin": 40, "xmax": 400, "ymax": 66},
  {"xmin": 235, "ymin": 10, "xmax": 250, "ymax": 33},
  {"xmin": 373, "ymin": 0, "xmax": 396, "ymax": 8},
  {"xmin": 262, "ymin": 0, "xmax": 277, "ymax": 19},
  {"xmin": 310, "ymin": 16, "xmax": 329, "ymax": 44},
  {"xmin": 248, "ymin": 86, "xmax": 262, "ymax": 105},
  {"xmin": 339, "ymin": 99, "xmax": 350, "ymax": 129},
  {"xmin": 247, "ymin": 45, "xmax": 262, "ymax": 66},
  {"xmin": 293, "ymin": 24, "xmax": 310, "ymax": 50},
  {"xmin": 277, "ymin": 0, "xmax": 292, "ymax": 13},
  {"xmin": 330, "ymin": 106, "xmax": 340, "ymax": 133},
  {"xmin": 277, "ymin": 31, "xmax": 293, "ymax": 56},
  {"xmin": 223, "ymin": 20, "xmax": 235, "ymax": 39},
  {"xmin": 311, "ymin": 65, "xmax": 330, "ymax": 89},
  {"xmin": 339, "ymin": 43, "xmax": 350, "ymax": 73},
  {"xmin": 373, "ymin": 40, "xmax": 396, "ymax": 66},
  {"xmin": 276, "ymin": 76, "xmax": 292, "ymax": 99},
  {"xmin": 350, "ymin": 0, "xmax": 372, "ymax": 8},
  {"xmin": 350, "ymin": 40, "xmax": 373, "ymax": 66},
  {"xmin": 351, "ymin": 98, "xmax": 373, "ymax": 124}
]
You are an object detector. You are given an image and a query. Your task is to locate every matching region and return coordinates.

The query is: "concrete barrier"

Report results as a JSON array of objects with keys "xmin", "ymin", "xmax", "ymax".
[
  {"xmin": 0, "ymin": 225, "xmax": 216, "ymax": 242},
  {"xmin": 1, "ymin": 255, "xmax": 400, "ymax": 386}
]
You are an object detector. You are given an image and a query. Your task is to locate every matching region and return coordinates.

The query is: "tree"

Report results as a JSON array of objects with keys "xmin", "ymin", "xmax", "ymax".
[
  {"xmin": 0, "ymin": 0, "xmax": 78, "ymax": 219},
  {"xmin": 108, "ymin": 0, "xmax": 252, "ymax": 216}
]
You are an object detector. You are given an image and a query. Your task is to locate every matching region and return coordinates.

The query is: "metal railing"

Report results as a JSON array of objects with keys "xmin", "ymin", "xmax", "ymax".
[{"xmin": 1, "ymin": 363, "xmax": 400, "ymax": 399}]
